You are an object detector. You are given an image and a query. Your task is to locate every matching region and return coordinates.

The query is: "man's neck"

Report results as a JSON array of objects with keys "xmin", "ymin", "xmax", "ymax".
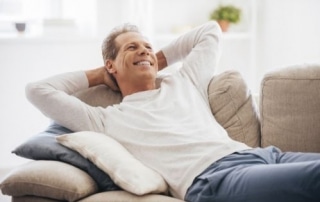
[{"xmin": 120, "ymin": 81, "xmax": 156, "ymax": 97}]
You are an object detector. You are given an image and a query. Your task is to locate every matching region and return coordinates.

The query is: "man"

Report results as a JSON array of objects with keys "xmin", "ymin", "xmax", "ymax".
[{"xmin": 26, "ymin": 21, "xmax": 320, "ymax": 202}]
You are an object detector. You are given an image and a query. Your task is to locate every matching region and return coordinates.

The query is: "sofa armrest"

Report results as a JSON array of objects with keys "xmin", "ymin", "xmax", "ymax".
[{"xmin": 260, "ymin": 64, "xmax": 320, "ymax": 152}]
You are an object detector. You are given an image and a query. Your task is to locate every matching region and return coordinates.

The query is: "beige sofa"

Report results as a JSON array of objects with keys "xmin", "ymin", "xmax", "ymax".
[{"xmin": 1, "ymin": 64, "xmax": 320, "ymax": 202}]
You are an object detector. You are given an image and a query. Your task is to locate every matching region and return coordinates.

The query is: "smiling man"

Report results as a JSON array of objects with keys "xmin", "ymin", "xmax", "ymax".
[
  {"xmin": 103, "ymin": 29, "xmax": 159, "ymax": 96},
  {"xmin": 86, "ymin": 24, "xmax": 167, "ymax": 97},
  {"xmin": 26, "ymin": 21, "xmax": 320, "ymax": 202}
]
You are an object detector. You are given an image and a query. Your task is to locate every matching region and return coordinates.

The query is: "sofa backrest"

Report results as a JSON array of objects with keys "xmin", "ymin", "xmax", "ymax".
[{"xmin": 260, "ymin": 63, "xmax": 320, "ymax": 152}]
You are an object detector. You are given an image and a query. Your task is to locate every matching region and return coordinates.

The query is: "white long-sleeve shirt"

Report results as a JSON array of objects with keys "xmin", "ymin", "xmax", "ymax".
[{"xmin": 26, "ymin": 21, "xmax": 250, "ymax": 199}]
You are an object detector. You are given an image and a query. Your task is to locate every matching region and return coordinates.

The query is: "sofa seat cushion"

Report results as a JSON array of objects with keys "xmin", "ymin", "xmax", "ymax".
[
  {"xmin": 12, "ymin": 196, "xmax": 61, "ymax": 202},
  {"xmin": 78, "ymin": 190, "xmax": 184, "ymax": 202},
  {"xmin": 260, "ymin": 64, "xmax": 320, "ymax": 152},
  {"xmin": 11, "ymin": 191, "xmax": 185, "ymax": 202},
  {"xmin": 0, "ymin": 160, "xmax": 98, "ymax": 202}
]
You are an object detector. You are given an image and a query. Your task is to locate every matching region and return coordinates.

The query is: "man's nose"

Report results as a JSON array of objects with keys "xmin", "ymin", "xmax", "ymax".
[{"xmin": 138, "ymin": 46, "xmax": 149, "ymax": 55}]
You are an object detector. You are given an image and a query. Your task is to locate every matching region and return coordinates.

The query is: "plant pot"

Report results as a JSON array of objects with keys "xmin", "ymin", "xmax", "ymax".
[
  {"xmin": 217, "ymin": 20, "xmax": 230, "ymax": 32},
  {"xmin": 15, "ymin": 22, "xmax": 26, "ymax": 33}
]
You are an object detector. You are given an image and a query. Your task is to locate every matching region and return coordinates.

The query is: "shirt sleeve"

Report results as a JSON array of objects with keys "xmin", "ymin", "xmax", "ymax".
[
  {"xmin": 25, "ymin": 71, "xmax": 106, "ymax": 133},
  {"xmin": 160, "ymin": 21, "xmax": 222, "ymax": 98}
]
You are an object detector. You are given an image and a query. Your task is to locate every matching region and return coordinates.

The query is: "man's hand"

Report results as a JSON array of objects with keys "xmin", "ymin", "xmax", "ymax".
[
  {"xmin": 85, "ymin": 66, "xmax": 119, "ymax": 91},
  {"xmin": 156, "ymin": 51, "xmax": 168, "ymax": 71}
]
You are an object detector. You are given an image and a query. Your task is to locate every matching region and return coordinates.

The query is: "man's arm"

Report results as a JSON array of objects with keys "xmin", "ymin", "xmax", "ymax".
[
  {"xmin": 160, "ymin": 21, "xmax": 221, "ymax": 97},
  {"xmin": 85, "ymin": 66, "xmax": 119, "ymax": 90},
  {"xmin": 25, "ymin": 70, "xmax": 106, "ymax": 132},
  {"xmin": 161, "ymin": 21, "xmax": 221, "ymax": 74}
]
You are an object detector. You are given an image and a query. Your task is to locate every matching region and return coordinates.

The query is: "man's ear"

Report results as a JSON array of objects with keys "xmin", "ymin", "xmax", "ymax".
[
  {"xmin": 105, "ymin": 60, "xmax": 116, "ymax": 74},
  {"xmin": 104, "ymin": 60, "xmax": 120, "ymax": 91}
]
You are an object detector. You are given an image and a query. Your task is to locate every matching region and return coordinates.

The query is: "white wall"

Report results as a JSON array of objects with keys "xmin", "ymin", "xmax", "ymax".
[
  {"xmin": 256, "ymin": 0, "xmax": 320, "ymax": 79},
  {"xmin": 0, "ymin": 38, "xmax": 103, "ymax": 166},
  {"xmin": 1, "ymin": 0, "xmax": 320, "ymax": 167}
]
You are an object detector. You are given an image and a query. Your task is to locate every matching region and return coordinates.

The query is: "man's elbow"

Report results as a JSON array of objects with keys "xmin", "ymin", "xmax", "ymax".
[{"xmin": 25, "ymin": 82, "xmax": 43, "ymax": 105}]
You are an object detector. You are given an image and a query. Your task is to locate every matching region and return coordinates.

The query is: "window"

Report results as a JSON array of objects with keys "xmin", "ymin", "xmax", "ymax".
[{"xmin": 0, "ymin": 0, "xmax": 96, "ymax": 36}]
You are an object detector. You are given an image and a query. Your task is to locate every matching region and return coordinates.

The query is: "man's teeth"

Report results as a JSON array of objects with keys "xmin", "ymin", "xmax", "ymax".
[{"xmin": 136, "ymin": 61, "xmax": 151, "ymax": 65}]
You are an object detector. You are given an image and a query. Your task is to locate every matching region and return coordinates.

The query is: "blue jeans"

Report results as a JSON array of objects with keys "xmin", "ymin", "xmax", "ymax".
[{"xmin": 185, "ymin": 146, "xmax": 320, "ymax": 202}]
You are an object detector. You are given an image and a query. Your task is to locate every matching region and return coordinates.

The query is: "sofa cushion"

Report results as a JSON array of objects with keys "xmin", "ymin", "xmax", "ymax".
[
  {"xmin": 260, "ymin": 64, "xmax": 320, "ymax": 152},
  {"xmin": 12, "ymin": 196, "xmax": 61, "ymax": 202},
  {"xmin": 0, "ymin": 160, "xmax": 98, "ymax": 202},
  {"xmin": 78, "ymin": 190, "xmax": 184, "ymax": 202},
  {"xmin": 208, "ymin": 70, "xmax": 260, "ymax": 147},
  {"xmin": 56, "ymin": 131, "xmax": 168, "ymax": 196},
  {"xmin": 11, "ymin": 191, "xmax": 184, "ymax": 202},
  {"xmin": 72, "ymin": 84, "xmax": 122, "ymax": 107},
  {"xmin": 12, "ymin": 123, "xmax": 121, "ymax": 191}
]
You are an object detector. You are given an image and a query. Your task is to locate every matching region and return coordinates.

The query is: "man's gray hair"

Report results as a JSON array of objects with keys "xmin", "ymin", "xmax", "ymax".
[{"xmin": 101, "ymin": 23, "xmax": 140, "ymax": 64}]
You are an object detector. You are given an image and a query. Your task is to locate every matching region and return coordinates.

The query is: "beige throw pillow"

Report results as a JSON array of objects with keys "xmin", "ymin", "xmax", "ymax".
[
  {"xmin": 208, "ymin": 70, "xmax": 260, "ymax": 147},
  {"xmin": 0, "ymin": 160, "xmax": 98, "ymax": 201},
  {"xmin": 56, "ymin": 131, "xmax": 168, "ymax": 196}
]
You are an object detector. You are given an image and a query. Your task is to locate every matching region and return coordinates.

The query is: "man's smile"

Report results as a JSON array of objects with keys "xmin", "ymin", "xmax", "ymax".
[{"xmin": 133, "ymin": 60, "xmax": 153, "ymax": 66}]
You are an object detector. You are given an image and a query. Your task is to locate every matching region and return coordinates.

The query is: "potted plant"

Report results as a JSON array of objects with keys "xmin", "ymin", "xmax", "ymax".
[{"xmin": 210, "ymin": 5, "xmax": 241, "ymax": 32}]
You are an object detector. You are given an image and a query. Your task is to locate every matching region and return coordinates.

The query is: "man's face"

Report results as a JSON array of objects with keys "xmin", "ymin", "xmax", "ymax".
[{"xmin": 110, "ymin": 32, "xmax": 158, "ymax": 85}]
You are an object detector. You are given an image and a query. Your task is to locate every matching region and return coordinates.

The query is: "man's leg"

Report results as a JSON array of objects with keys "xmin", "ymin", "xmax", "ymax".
[
  {"xmin": 209, "ymin": 160, "xmax": 320, "ymax": 202},
  {"xmin": 276, "ymin": 150, "xmax": 320, "ymax": 163},
  {"xmin": 186, "ymin": 148, "xmax": 320, "ymax": 202}
]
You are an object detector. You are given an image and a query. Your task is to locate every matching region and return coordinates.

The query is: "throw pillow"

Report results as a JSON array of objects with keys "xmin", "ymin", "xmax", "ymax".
[
  {"xmin": 56, "ymin": 131, "xmax": 168, "ymax": 196},
  {"xmin": 208, "ymin": 70, "xmax": 260, "ymax": 147},
  {"xmin": 0, "ymin": 160, "xmax": 98, "ymax": 201},
  {"xmin": 12, "ymin": 122, "xmax": 121, "ymax": 191}
]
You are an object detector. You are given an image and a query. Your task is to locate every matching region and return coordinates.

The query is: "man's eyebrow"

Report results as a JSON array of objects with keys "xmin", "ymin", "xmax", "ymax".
[
  {"xmin": 122, "ymin": 42, "xmax": 135, "ymax": 49},
  {"xmin": 124, "ymin": 41, "xmax": 137, "ymax": 46},
  {"xmin": 124, "ymin": 41, "xmax": 152, "ymax": 48}
]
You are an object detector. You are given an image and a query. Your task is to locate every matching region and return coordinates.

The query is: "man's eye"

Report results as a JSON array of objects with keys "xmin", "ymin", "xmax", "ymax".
[{"xmin": 127, "ymin": 46, "xmax": 135, "ymax": 50}]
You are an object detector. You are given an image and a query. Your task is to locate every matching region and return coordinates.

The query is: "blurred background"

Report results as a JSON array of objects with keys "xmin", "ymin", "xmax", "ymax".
[{"xmin": 0, "ymin": 0, "xmax": 319, "ymax": 167}]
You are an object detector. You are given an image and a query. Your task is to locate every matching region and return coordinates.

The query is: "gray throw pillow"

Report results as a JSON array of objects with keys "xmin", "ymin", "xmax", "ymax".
[{"xmin": 12, "ymin": 122, "xmax": 121, "ymax": 191}]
